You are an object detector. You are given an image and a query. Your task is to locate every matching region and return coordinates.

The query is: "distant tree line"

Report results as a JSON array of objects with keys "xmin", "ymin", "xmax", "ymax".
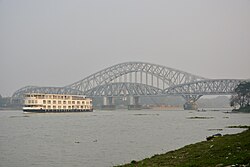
[
  {"xmin": 0, "ymin": 95, "xmax": 19, "ymax": 108},
  {"xmin": 230, "ymin": 81, "xmax": 250, "ymax": 112}
]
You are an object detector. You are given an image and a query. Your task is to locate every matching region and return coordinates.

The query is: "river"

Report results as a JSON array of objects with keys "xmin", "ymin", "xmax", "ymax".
[{"xmin": 0, "ymin": 109, "xmax": 249, "ymax": 167}]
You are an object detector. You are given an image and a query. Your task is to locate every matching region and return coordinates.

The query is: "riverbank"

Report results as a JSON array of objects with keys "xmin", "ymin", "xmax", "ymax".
[
  {"xmin": 233, "ymin": 106, "xmax": 250, "ymax": 113},
  {"xmin": 116, "ymin": 126, "xmax": 250, "ymax": 167}
]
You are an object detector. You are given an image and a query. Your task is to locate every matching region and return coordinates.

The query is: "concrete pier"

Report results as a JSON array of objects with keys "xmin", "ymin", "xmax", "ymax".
[
  {"xmin": 101, "ymin": 96, "xmax": 116, "ymax": 110},
  {"xmin": 183, "ymin": 102, "xmax": 198, "ymax": 110},
  {"xmin": 128, "ymin": 96, "xmax": 142, "ymax": 110}
]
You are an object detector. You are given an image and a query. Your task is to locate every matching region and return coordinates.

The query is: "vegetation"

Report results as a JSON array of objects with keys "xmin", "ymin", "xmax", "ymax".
[
  {"xmin": 116, "ymin": 127, "xmax": 250, "ymax": 167},
  {"xmin": 0, "ymin": 95, "xmax": 10, "ymax": 107},
  {"xmin": 230, "ymin": 81, "xmax": 250, "ymax": 112},
  {"xmin": 0, "ymin": 96, "xmax": 21, "ymax": 109}
]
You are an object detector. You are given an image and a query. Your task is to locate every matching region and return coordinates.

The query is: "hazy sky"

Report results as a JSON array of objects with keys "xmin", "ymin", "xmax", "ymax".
[{"xmin": 0, "ymin": 0, "xmax": 250, "ymax": 96}]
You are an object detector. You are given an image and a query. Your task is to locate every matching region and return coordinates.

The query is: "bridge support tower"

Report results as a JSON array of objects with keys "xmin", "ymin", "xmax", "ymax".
[
  {"xmin": 101, "ymin": 96, "xmax": 116, "ymax": 110},
  {"xmin": 182, "ymin": 95, "xmax": 202, "ymax": 110},
  {"xmin": 128, "ymin": 96, "xmax": 142, "ymax": 110}
]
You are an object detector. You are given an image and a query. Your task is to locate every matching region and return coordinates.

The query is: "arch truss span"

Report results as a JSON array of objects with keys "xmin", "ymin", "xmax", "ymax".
[
  {"xmin": 66, "ymin": 62, "xmax": 206, "ymax": 93},
  {"xmin": 84, "ymin": 82, "xmax": 163, "ymax": 97},
  {"xmin": 12, "ymin": 86, "xmax": 85, "ymax": 99},
  {"xmin": 163, "ymin": 79, "xmax": 245, "ymax": 96}
]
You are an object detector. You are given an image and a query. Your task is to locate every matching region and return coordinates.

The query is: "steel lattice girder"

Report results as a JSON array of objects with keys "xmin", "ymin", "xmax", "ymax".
[
  {"xmin": 65, "ymin": 62, "xmax": 206, "ymax": 93},
  {"xmin": 11, "ymin": 62, "xmax": 248, "ymax": 100},
  {"xmin": 163, "ymin": 79, "xmax": 244, "ymax": 95},
  {"xmin": 84, "ymin": 82, "xmax": 162, "ymax": 97},
  {"xmin": 12, "ymin": 86, "xmax": 84, "ymax": 99},
  {"xmin": 12, "ymin": 79, "xmax": 245, "ymax": 100}
]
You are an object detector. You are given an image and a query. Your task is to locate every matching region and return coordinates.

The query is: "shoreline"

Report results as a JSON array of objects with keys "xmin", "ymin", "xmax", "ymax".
[{"xmin": 115, "ymin": 126, "xmax": 250, "ymax": 167}]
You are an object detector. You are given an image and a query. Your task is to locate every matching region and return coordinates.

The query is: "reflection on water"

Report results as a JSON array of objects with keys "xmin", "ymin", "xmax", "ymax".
[{"xmin": 0, "ymin": 109, "xmax": 249, "ymax": 167}]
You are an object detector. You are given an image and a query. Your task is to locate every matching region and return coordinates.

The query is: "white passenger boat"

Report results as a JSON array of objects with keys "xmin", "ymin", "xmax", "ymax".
[{"xmin": 23, "ymin": 93, "xmax": 93, "ymax": 113}]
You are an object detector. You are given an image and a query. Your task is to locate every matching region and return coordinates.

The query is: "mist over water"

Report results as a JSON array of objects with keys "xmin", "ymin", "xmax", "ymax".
[{"xmin": 0, "ymin": 109, "xmax": 249, "ymax": 167}]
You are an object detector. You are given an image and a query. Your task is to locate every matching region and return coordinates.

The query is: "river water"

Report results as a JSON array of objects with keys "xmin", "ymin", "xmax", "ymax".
[{"xmin": 0, "ymin": 109, "xmax": 249, "ymax": 167}]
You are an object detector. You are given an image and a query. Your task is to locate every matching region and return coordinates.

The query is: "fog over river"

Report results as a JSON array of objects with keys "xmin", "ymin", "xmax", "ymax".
[{"xmin": 0, "ymin": 109, "xmax": 249, "ymax": 167}]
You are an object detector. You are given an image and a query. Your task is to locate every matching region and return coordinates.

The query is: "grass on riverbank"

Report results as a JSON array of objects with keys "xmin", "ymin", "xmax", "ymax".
[
  {"xmin": 116, "ymin": 126, "xmax": 250, "ymax": 167},
  {"xmin": 233, "ymin": 106, "xmax": 250, "ymax": 113}
]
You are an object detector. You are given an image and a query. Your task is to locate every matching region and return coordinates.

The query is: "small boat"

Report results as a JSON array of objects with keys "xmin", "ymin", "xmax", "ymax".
[{"xmin": 206, "ymin": 133, "xmax": 222, "ymax": 141}]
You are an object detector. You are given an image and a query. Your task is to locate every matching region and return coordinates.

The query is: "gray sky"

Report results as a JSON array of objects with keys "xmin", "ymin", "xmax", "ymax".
[{"xmin": 0, "ymin": 0, "xmax": 250, "ymax": 97}]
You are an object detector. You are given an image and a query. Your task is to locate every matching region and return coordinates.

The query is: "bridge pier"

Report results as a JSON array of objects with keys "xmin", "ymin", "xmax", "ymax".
[
  {"xmin": 182, "ymin": 95, "xmax": 202, "ymax": 110},
  {"xmin": 101, "ymin": 96, "xmax": 116, "ymax": 110},
  {"xmin": 183, "ymin": 102, "xmax": 198, "ymax": 110},
  {"xmin": 128, "ymin": 96, "xmax": 142, "ymax": 110}
]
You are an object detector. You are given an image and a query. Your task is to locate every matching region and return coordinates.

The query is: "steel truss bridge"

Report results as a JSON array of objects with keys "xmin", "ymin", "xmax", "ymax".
[{"xmin": 12, "ymin": 62, "xmax": 247, "ymax": 109}]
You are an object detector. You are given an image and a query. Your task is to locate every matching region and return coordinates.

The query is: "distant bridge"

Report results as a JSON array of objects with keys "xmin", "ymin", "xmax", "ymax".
[
  {"xmin": 65, "ymin": 62, "xmax": 206, "ymax": 92},
  {"xmin": 12, "ymin": 62, "xmax": 248, "ymax": 109},
  {"xmin": 12, "ymin": 86, "xmax": 84, "ymax": 99}
]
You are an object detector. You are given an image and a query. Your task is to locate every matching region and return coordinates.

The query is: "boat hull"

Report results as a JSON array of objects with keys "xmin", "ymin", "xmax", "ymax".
[{"xmin": 23, "ymin": 109, "xmax": 93, "ymax": 113}]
